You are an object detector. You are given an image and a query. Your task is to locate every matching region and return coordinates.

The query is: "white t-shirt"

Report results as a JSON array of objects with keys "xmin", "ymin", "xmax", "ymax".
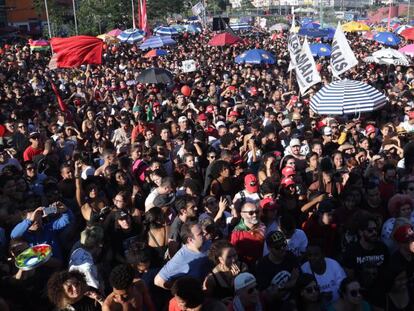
[
  {"xmin": 263, "ymin": 229, "xmax": 308, "ymax": 258},
  {"xmin": 145, "ymin": 188, "xmax": 159, "ymax": 212},
  {"xmin": 232, "ymin": 190, "xmax": 260, "ymax": 209},
  {"xmin": 301, "ymin": 258, "xmax": 346, "ymax": 303}
]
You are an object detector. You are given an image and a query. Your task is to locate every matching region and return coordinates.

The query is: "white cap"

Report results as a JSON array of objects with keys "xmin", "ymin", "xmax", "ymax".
[
  {"xmin": 178, "ymin": 116, "xmax": 188, "ymax": 123},
  {"xmin": 289, "ymin": 138, "xmax": 301, "ymax": 147},
  {"xmin": 234, "ymin": 272, "xmax": 256, "ymax": 291},
  {"xmin": 215, "ymin": 120, "xmax": 226, "ymax": 129},
  {"xmin": 323, "ymin": 126, "xmax": 332, "ymax": 136}
]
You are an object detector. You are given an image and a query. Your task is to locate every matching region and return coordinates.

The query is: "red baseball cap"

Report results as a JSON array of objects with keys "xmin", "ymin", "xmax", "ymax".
[
  {"xmin": 393, "ymin": 224, "xmax": 414, "ymax": 243},
  {"xmin": 244, "ymin": 174, "xmax": 259, "ymax": 193},
  {"xmin": 198, "ymin": 113, "xmax": 207, "ymax": 121},
  {"xmin": 282, "ymin": 166, "xmax": 296, "ymax": 177},
  {"xmin": 365, "ymin": 125, "xmax": 376, "ymax": 135},
  {"xmin": 227, "ymin": 86, "xmax": 237, "ymax": 92},
  {"xmin": 229, "ymin": 110, "xmax": 239, "ymax": 117},
  {"xmin": 259, "ymin": 198, "xmax": 278, "ymax": 211},
  {"xmin": 281, "ymin": 177, "xmax": 295, "ymax": 188}
]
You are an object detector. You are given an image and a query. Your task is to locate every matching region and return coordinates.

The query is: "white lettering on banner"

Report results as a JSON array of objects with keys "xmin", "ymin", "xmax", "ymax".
[
  {"xmin": 192, "ymin": 2, "xmax": 204, "ymax": 16},
  {"xmin": 331, "ymin": 23, "xmax": 358, "ymax": 77},
  {"xmin": 294, "ymin": 38, "xmax": 321, "ymax": 95},
  {"xmin": 288, "ymin": 33, "xmax": 301, "ymax": 72}
]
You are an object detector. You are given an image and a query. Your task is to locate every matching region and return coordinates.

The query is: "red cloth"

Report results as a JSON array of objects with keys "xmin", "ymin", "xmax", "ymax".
[
  {"xmin": 138, "ymin": 0, "xmax": 148, "ymax": 34},
  {"xmin": 230, "ymin": 224, "xmax": 264, "ymax": 267},
  {"xmin": 49, "ymin": 79, "xmax": 68, "ymax": 112},
  {"xmin": 50, "ymin": 36, "xmax": 103, "ymax": 68},
  {"xmin": 23, "ymin": 146, "xmax": 43, "ymax": 162},
  {"xmin": 208, "ymin": 33, "xmax": 241, "ymax": 46}
]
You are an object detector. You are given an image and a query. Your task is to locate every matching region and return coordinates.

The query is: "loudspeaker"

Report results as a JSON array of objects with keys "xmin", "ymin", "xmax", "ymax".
[{"xmin": 212, "ymin": 17, "xmax": 229, "ymax": 31}]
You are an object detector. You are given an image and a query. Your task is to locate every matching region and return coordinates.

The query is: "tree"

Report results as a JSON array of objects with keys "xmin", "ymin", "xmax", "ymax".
[
  {"xmin": 33, "ymin": 0, "xmax": 73, "ymax": 37},
  {"xmin": 147, "ymin": 0, "xmax": 185, "ymax": 21}
]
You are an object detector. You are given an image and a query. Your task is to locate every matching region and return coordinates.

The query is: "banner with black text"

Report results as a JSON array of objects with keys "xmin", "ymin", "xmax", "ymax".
[
  {"xmin": 294, "ymin": 38, "xmax": 321, "ymax": 95},
  {"xmin": 331, "ymin": 23, "xmax": 358, "ymax": 77}
]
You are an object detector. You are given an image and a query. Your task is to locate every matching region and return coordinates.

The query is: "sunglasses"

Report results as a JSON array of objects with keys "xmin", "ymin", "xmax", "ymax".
[
  {"xmin": 305, "ymin": 285, "xmax": 319, "ymax": 294},
  {"xmin": 349, "ymin": 289, "xmax": 361, "ymax": 298},
  {"xmin": 241, "ymin": 210, "xmax": 259, "ymax": 216}
]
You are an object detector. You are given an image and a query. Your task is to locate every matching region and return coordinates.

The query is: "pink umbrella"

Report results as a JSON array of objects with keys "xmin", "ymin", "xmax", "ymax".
[
  {"xmin": 107, "ymin": 28, "xmax": 122, "ymax": 36},
  {"xmin": 399, "ymin": 44, "xmax": 414, "ymax": 57}
]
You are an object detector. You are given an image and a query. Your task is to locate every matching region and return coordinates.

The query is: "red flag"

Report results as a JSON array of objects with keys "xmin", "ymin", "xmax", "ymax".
[
  {"xmin": 50, "ymin": 36, "xmax": 103, "ymax": 68},
  {"xmin": 138, "ymin": 0, "xmax": 148, "ymax": 34},
  {"xmin": 49, "ymin": 79, "xmax": 67, "ymax": 112}
]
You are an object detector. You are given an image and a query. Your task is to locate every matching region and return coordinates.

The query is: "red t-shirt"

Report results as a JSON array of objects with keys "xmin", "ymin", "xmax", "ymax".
[{"xmin": 23, "ymin": 146, "xmax": 43, "ymax": 162}]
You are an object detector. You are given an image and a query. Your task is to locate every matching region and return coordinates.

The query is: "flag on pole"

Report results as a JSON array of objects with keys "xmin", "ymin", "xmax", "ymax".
[
  {"xmin": 138, "ymin": 0, "xmax": 148, "ymax": 34},
  {"xmin": 50, "ymin": 36, "xmax": 103, "ymax": 68},
  {"xmin": 330, "ymin": 23, "xmax": 358, "ymax": 77},
  {"xmin": 288, "ymin": 32, "xmax": 301, "ymax": 72},
  {"xmin": 294, "ymin": 38, "xmax": 321, "ymax": 95}
]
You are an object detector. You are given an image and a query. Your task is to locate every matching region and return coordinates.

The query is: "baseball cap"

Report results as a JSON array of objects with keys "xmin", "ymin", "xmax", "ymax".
[
  {"xmin": 323, "ymin": 127, "xmax": 332, "ymax": 136},
  {"xmin": 393, "ymin": 224, "xmax": 414, "ymax": 243},
  {"xmin": 266, "ymin": 230, "xmax": 287, "ymax": 249},
  {"xmin": 229, "ymin": 110, "xmax": 239, "ymax": 117},
  {"xmin": 244, "ymin": 174, "xmax": 259, "ymax": 193},
  {"xmin": 289, "ymin": 138, "xmax": 301, "ymax": 148},
  {"xmin": 234, "ymin": 273, "xmax": 256, "ymax": 291},
  {"xmin": 198, "ymin": 113, "xmax": 207, "ymax": 121},
  {"xmin": 29, "ymin": 131, "xmax": 41, "ymax": 139},
  {"xmin": 365, "ymin": 125, "xmax": 376, "ymax": 135},
  {"xmin": 178, "ymin": 116, "xmax": 188, "ymax": 123},
  {"xmin": 281, "ymin": 177, "xmax": 295, "ymax": 188},
  {"xmin": 259, "ymin": 198, "xmax": 278, "ymax": 211},
  {"xmin": 281, "ymin": 119, "xmax": 291, "ymax": 127},
  {"xmin": 115, "ymin": 209, "xmax": 129, "ymax": 220},
  {"xmin": 215, "ymin": 120, "xmax": 226, "ymax": 128},
  {"xmin": 282, "ymin": 166, "xmax": 296, "ymax": 177}
]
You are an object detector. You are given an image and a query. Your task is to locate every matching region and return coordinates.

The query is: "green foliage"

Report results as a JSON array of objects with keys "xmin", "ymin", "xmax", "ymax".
[{"xmin": 147, "ymin": 0, "xmax": 185, "ymax": 21}]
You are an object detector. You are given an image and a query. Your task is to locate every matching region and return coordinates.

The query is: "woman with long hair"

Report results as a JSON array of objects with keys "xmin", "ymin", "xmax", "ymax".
[
  {"xmin": 209, "ymin": 160, "xmax": 233, "ymax": 199},
  {"xmin": 47, "ymin": 270, "xmax": 103, "ymax": 310},
  {"xmin": 257, "ymin": 153, "xmax": 279, "ymax": 185},
  {"xmin": 326, "ymin": 278, "xmax": 371, "ymax": 311},
  {"xmin": 294, "ymin": 273, "xmax": 324, "ymax": 311}
]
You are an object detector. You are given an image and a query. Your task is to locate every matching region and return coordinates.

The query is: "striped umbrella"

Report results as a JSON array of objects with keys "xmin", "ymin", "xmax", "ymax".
[
  {"xmin": 139, "ymin": 36, "xmax": 176, "ymax": 50},
  {"xmin": 364, "ymin": 48, "xmax": 410, "ymax": 66},
  {"xmin": 310, "ymin": 79, "xmax": 387, "ymax": 115},
  {"xmin": 395, "ymin": 25, "xmax": 412, "ymax": 34},
  {"xmin": 117, "ymin": 28, "xmax": 145, "ymax": 43},
  {"xmin": 154, "ymin": 26, "xmax": 179, "ymax": 36},
  {"xmin": 229, "ymin": 23, "xmax": 252, "ymax": 31}
]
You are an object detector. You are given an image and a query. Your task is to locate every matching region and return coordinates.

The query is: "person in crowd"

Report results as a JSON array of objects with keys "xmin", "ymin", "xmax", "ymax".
[
  {"xmin": 228, "ymin": 273, "xmax": 263, "ymax": 311},
  {"xmin": 326, "ymin": 278, "xmax": 371, "ymax": 311},
  {"xmin": 294, "ymin": 273, "xmax": 324, "ymax": 311}
]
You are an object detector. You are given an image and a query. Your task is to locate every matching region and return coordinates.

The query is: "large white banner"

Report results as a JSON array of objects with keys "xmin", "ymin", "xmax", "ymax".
[
  {"xmin": 331, "ymin": 23, "xmax": 358, "ymax": 77},
  {"xmin": 192, "ymin": 2, "xmax": 204, "ymax": 16},
  {"xmin": 287, "ymin": 32, "xmax": 301, "ymax": 72},
  {"xmin": 294, "ymin": 38, "xmax": 321, "ymax": 95}
]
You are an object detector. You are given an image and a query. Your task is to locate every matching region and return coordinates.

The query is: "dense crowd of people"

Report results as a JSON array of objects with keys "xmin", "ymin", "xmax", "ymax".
[{"xmin": 0, "ymin": 20, "xmax": 413, "ymax": 311}]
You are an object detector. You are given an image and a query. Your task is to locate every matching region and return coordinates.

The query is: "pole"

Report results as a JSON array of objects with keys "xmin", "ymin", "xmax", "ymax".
[
  {"xmin": 72, "ymin": 0, "xmax": 78, "ymax": 35},
  {"xmin": 44, "ymin": 0, "xmax": 52, "ymax": 39},
  {"xmin": 319, "ymin": 0, "xmax": 323, "ymax": 28},
  {"xmin": 409, "ymin": 0, "xmax": 411, "ymax": 22},
  {"xmin": 131, "ymin": 0, "xmax": 136, "ymax": 28}
]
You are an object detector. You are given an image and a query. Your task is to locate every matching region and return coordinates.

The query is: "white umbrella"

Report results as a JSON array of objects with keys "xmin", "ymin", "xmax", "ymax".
[
  {"xmin": 310, "ymin": 79, "xmax": 387, "ymax": 115},
  {"xmin": 364, "ymin": 48, "xmax": 410, "ymax": 66},
  {"xmin": 269, "ymin": 23, "xmax": 289, "ymax": 32}
]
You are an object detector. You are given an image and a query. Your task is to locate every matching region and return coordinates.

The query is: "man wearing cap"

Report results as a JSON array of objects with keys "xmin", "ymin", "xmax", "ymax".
[
  {"xmin": 286, "ymin": 138, "xmax": 306, "ymax": 171},
  {"xmin": 231, "ymin": 202, "xmax": 265, "ymax": 269},
  {"xmin": 279, "ymin": 119, "xmax": 292, "ymax": 149},
  {"xmin": 255, "ymin": 230, "xmax": 299, "ymax": 309},
  {"xmin": 228, "ymin": 273, "xmax": 263, "ymax": 311},
  {"xmin": 233, "ymin": 174, "xmax": 261, "ymax": 210},
  {"xmin": 23, "ymin": 132, "xmax": 44, "ymax": 162},
  {"xmin": 390, "ymin": 224, "xmax": 414, "ymax": 291},
  {"xmin": 321, "ymin": 127, "xmax": 338, "ymax": 157}
]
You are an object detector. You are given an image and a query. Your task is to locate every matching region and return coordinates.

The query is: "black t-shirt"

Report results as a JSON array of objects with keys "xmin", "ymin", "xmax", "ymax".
[
  {"xmin": 63, "ymin": 296, "xmax": 101, "ymax": 311},
  {"xmin": 342, "ymin": 241, "xmax": 389, "ymax": 275},
  {"xmin": 255, "ymin": 251, "xmax": 299, "ymax": 291},
  {"xmin": 390, "ymin": 250, "xmax": 414, "ymax": 291}
]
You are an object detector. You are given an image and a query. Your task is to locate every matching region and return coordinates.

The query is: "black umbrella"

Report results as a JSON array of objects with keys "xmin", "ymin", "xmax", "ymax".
[{"xmin": 137, "ymin": 68, "xmax": 174, "ymax": 84}]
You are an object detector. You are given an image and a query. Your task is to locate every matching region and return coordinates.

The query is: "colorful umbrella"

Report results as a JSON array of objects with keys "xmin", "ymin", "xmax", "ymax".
[
  {"xmin": 107, "ymin": 28, "xmax": 123, "ymax": 36},
  {"xmin": 310, "ymin": 79, "xmax": 387, "ymax": 115},
  {"xmin": 373, "ymin": 32, "xmax": 401, "ymax": 46},
  {"xmin": 144, "ymin": 49, "xmax": 168, "ymax": 58},
  {"xmin": 401, "ymin": 28, "xmax": 414, "ymax": 40},
  {"xmin": 118, "ymin": 28, "xmax": 145, "ymax": 43},
  {"xmin": 395, "ymin": 25, "xmax": 413, "ymax": 35},
  {"xmin": 208, "ymin": 32, "xmax": 241, "ymax": 46},
  {"xmin": 310, "ymin": 43, "xmax": 331, "ymax": 57},
  {"xmin": 154, "ymin": 26, "xmax": 179, "ymax": 36},
  {"xmin": 235, "ymin": 49, "xmax": 276, "ymax": 65},
  {"xmin": 399, "ymin": 44, "xmax": 414, "ymax": 56},
  {"xmin": 170, "ymin": 24, "xmax": 186, "ymax": 33},
  {"xmin": 364, "ymin": 48, "xmax": 410, "ymax": 66},
  {"xmin": 139, "ymin": 36, "xmax": 176, "ymax": 50},
  {"xmin": 342, "ymin": 21, "xmax": 371, "ymax": 32},
  {"xmin": 137, "ymin": 68, "xmax": 174, "ymax": 84}
]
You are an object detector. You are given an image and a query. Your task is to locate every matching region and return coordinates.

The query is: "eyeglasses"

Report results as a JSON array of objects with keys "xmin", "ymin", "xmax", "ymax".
[
  {"xmin": 349, "ymin": 289, "xmax": 361, "ymax": 298},
  {"xmin": 26, "ymin": 167, "xmax": 35, "ymax": 171},
  {"xmin": 241, "ymin": 210, "xmax": 259, "ymax": 216},
  {"xmin": 305, "ymin": 285, "xmax": 319, "ymax": 294}
]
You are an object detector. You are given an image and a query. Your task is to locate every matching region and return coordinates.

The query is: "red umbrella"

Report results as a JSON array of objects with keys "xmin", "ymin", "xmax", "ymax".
[
  {"xmin": 208, "ymin": 32, "xmax": 241, "ymax": 46},
  {"xmin": 401, "ymin": 28, "xmax": 414, "ymax": 40}
]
